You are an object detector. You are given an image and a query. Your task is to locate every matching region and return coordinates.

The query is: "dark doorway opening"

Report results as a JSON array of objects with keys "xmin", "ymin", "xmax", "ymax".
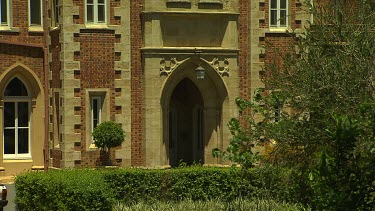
[{"xmin": 169, "ymin": 78, "xmax": 204, "ymax": 167}]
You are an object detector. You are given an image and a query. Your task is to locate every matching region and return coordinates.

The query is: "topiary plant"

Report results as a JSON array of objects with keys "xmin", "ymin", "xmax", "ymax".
[{"xmin": 92, "ymin": 121, "xmax": 125, "ymax": 165}]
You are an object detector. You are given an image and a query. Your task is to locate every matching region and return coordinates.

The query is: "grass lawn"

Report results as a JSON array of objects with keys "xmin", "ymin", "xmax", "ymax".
[{"xmin": 113, "ymin": 198, "xmax": 310, "ymax": 211}]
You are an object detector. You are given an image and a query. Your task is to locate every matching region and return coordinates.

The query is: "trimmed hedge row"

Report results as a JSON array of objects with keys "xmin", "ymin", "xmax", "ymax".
[
  {"xmin": 15, "ymin": 166, "xmax": 301, "ymax": 210},
  {"xmin": 15, "ymin": 169, "xmax": 115, "ymax": 211}
]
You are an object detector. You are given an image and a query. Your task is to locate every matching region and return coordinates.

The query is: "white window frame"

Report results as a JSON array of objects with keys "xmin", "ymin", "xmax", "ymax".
[
  {"xmin": 28, "ymin": 0, "xmax": 42, "ymax": 26},
  {"xmin": 3, "ymin": 91, "xmax": 32, "ymax": 160},
  {"xmin": 91, "ymin": 96, "xmax": 102, "ymax": 134},
  {"xmin": 0, "ymin": 0, "xmax": 10, "ymax": 27},
  {"xmin": 85, "ymin": 0, "xmax": 107, "ymax": 25},
  {"xmin": 269, "ymin": 0, "xmax": 288, "ymax": 28}
]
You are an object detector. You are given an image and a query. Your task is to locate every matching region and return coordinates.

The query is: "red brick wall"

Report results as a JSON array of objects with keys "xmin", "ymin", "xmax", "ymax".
[
  {"xmin": 50, "ymin": 29, "xmax": 61, "ymax": 89},
  {"xmin": 0, "ymin": 0, "xmax": 45, "ymax": 75},
  {"xmin": 0, "ymin": 0, "xmax": 45, "ymax": 77},
  {"xmin": 50, "ymin": 149, "xmax": 62, "ymax": 168},
  {"xmin": 264, "ymin": 33, "xmax": 294, "ymax": 65},
  {"xmin": 73, "ymin": 29, "xmax": 117, "ymax": 167},
  {"xmin": 0, "ymin": 44, "xmax": 44, "ymax": 81},
  {"xmin": 0, "ymin": 0, "xmax": 44, "ymax": 44},
  {"xmin": 238, "ymin": 0, "xmax": 249, "ymax": 100},
  {"xmin": 130, "ymin": 0, "xmax": 145, "ymax": 166}
]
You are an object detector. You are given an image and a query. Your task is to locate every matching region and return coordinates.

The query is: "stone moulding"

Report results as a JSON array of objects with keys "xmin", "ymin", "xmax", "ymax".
[
  {"xmin": 159, "ymin": 57, "xmax": 229, "ymax": 77},
  {"xmin": 202, "ymin": 57, "xmax": 230, "ymax": 77},
  {"xmin": 160, "ymin": 57, "xmax": 190, "ymax": 76}
]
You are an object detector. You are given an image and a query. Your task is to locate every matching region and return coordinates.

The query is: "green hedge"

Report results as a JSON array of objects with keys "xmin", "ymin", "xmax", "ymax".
[
  {"xmin": 15, "ymin": 169, "xmax": 115, "ymax": 211},
  {"xmin": 102, "ymin": 165, "xmax": 301, "ymax": 203},
  {"xmin": 15, "ymin": 166, "xmax": 301, "ymax": 210},
  {"xmin": 103, "ymin": 167, "xmax": 241, "ymax": 202}
]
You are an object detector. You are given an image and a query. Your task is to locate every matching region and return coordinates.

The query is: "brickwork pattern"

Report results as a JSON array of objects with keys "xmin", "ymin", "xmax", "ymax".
[
  {"xmin": 0, "ymin": 0, "xmax": 44, "ymax": 44},
  {"xmin": 73, "ymin": 30, "xmax": 118, "ymax": 167},
  {"xmin": 263, "ymin": 33, "xmax": 294, "ymax": 64},
  {"xmin": 130, "ymin": 1, "xmax": 145, "ymax": 166},
  {"xmin": 238, "ymin": 0, "xmax": 249, "ymax": 100},
  {"xmin": 50, "ymin": 29, "xmax": 61, "ymax": 89},
  {"xmin": 50, "ymin": 149, "xmax": 62, "ymax": 168},
  {"xmin": 0, "ymin": 44, "xmax": 44, "ymax": 82}
]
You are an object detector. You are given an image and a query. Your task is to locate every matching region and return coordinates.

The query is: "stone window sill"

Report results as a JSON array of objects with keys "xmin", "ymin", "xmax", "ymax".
[
  {"xmin": 268, "ymin": 27, "xmax": 289, "ymax": 33},
  {"xmin": 199, "ymin": 0, "xmax": 223, "ymax": 4},
  {"xmin": 0, "ymin": 26, "xmax": 20, "ymax": 32},
  {"xmin": 85, "ymin": 24, "xmax": 108, "ymax": 29},
  {"xmin": 3, "ymin": 159, "xmax": 33, "ymax": 162},
  {"xmin": 28, "ymin": 26, "xmax": 44, "ymax": 33}
]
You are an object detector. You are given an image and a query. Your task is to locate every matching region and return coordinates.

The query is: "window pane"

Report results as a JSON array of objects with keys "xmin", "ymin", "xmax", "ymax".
[
  {"xmin": 93, "ymin": 119, "xmax": 98, "ymax": 129},
  {"xmin": 270, "ymin": 10, "xmax": 277, "ymax": 26},
  {"xmin": 87, "ymin": 5, "xmax": 93, "ymax": 22},
  {"xmin": 18, "ymin": 129, "xmax": 29, "ymax": 154},
  {"xmin": 280, "ymin": 10, "xmax": 287, "ymax": 26},
  {"xmin": 280, "ymin": 0, "xmax": 287, "ymax": 9},
  {"xmin": 18, "ymin": 102, "xmax": 29, "ymax": 127},
  {"xmin": 4, "ymin": 78, "xmax": 28, "ymax": 96},
  {"xmin": 54, "ymin": 0, "xmax": 59, "ymax": 24},
  {"xmin": 87, "ymin": 0, "xmax": 93, "ymax": 4},
  {"xmin": 93, "ymin": 99, "xmax": 98, "ymax": 119},
  {"xmin": 98, "ymin": 0, "xmax": 104, "ymax": 4},
  {"xmin": 1, "ymin": 0, "xmax": 7, "ymax": 25},
  {"xmin": 30, "ymin": 0, "xmax": 41, "ymax": 25},
  {"xmin": 98, "ymin": 5, "xmax": 105, "ymax": 22},
  {"xmin": 271, "ymin": 0, "xmax": 277, "ymax": 9},
  {"xmin": 4, "ymin": 102, "xmax": 15, "ymax": 127},
  {"xmin": 4, "ymin": 129, "xmax": 15, "ymax": 154}
]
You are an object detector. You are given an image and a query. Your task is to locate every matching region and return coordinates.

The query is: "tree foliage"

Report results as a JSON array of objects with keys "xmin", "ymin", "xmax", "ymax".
[
  {"xmin": 92, "ymin": 121, "xmax": 125, "ymax": 151},
  {"xmin": 214, "ymin": 1, "xmax": 375, "ymax": 209}
]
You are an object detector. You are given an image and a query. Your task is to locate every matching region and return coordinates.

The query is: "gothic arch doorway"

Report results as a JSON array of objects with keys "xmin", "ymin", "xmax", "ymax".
[
  {"xmin": 157, "ymin": 58, "xmax": 230, "ymax": 167},
  {"xmin": 168, "ymin": 78, "xmax": 204, "ymax": 167}
]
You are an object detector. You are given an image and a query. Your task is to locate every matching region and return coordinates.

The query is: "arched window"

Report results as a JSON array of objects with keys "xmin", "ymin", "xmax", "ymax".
[{"xmin": 3, "ymin": 77, "xmax": 31, "ymax": 159}]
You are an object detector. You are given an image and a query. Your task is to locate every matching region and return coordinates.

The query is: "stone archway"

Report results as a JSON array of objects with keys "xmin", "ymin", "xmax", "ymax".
[
  {"xmin": 0, "ymin": 63, "xmax": 45, "ymax": 175},
  {"xmin": 158, "ymin": 58, "xmax": 230, "ymax": 167}
]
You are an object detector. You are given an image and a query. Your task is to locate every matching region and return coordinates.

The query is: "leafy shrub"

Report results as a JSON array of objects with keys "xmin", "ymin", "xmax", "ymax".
[
  {"xmin": 92, "ymin": 121, "xmax": 125, "ymax": 150},
  {"xmin": 15, "ymin": 169, "xmax": 115, "ymax": 211},
  {"xmin": 15, "ymin": 166, "xmax": 302, "ymax": 210},
  {"xmin": 102, "ymin": 166, "xmax": 301, "ymax": 203}
]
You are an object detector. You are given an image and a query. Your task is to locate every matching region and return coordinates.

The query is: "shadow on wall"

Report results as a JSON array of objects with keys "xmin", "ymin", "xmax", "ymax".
[{"xmin": 160, "ymin": 14, "xmax": 229, "ymax": 47}]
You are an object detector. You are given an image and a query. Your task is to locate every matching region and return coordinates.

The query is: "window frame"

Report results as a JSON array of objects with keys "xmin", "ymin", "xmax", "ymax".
[
  {"xmin": 3, "ymin": 78, "xmax": 32, "ymax": 160},
  {"xmin": 52, "ymin": 0, "xmax": 59, "ymax": 27},
  {"xmin": 85, "ymin": 0, "xmax": 107, "ymax": 25},
  {"xmin": 28, "ymin": 0, "xmax": 43, "ymax": 26},
  {"xmin": 91, "ymin": 96, "xmax": 102, "ymax": 134},
  {"xmin": 269, "ymin": 0, "xmax": 288, "ymax": 28},
  {"xmin": 0, "ymin": 0, "xmax": 10, "ymax": 27},
  {"xmin": 86, "ymin": 90, "xmax": 108, "ymax": 150}
]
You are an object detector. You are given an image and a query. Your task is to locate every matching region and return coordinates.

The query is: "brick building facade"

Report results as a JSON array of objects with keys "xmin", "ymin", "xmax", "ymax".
[{"xmin": 0, "ymin": 0, "xmax": 313, "ymax": 176}]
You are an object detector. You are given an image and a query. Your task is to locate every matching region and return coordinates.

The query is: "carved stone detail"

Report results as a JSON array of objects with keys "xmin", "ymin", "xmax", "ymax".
[
  {"xmin": 202, "ymin": 57, "xmax": 230, "ymax": 77},
  {"xmin": 160, "ymin": 57, "xmax": 189, "ymax": 76},
  {"xmin": 160, "ymin": 57, "xmax": 230, "ymax": 77}
]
